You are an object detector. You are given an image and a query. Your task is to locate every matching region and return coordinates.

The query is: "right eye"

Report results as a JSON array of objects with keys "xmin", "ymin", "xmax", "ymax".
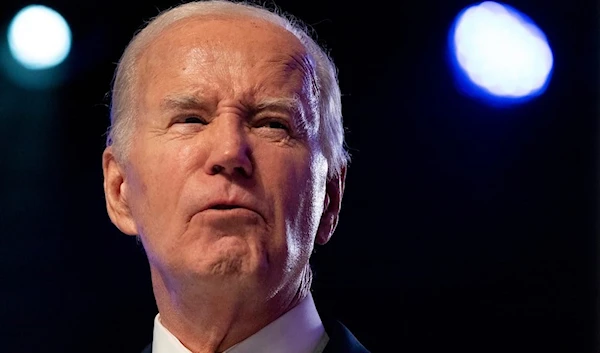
[{"xmin": 183, "ymin": 116, "xmax": 206, "ymax": 124}]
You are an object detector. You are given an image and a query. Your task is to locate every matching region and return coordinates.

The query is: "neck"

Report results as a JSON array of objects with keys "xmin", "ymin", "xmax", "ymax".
[{"xmin": 150, "ymin": 266, "xmax": 312, "ymax": 353}]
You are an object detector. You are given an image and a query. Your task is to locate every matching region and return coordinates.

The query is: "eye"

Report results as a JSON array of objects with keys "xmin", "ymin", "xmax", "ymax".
[
  {"xmin": 183, "ymin": 116, "xmax": 207, "ymax": 124},
  {"xmin": 259, "ymin": 119, "xmax": 289, "ymax": 130}
]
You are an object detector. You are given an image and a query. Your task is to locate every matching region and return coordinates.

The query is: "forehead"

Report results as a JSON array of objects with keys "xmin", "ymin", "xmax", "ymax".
[
  {"xmin": 135, "ymin": 15, "xmax": 314, "ymax": 106},
  {"xmin": 148, "ymin": 15, "xmax": 307, "ymax": 56}
]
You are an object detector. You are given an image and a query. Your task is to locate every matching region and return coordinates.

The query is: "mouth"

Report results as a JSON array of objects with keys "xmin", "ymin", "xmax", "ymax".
[
  {"xmin": 209, "ymin": 204, "xmax": 242, "ymax": 210},
  {"xmin": 195, "ymin": 201, "xmax": 266, "ymax": 224}
]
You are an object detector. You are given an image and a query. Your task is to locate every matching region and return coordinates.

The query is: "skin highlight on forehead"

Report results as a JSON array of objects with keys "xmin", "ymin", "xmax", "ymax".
[
  {"xmin": 136, "ymin": 15, "xmax": 311, "ymax": 87},
  {"xmin": 133, "ymin": 14, "xmax": 319, "ymax": 137}
]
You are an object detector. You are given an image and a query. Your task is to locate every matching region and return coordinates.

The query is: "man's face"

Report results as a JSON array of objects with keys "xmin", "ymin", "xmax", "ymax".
[{"xmin": 104, "ymin": 16, "xmax": 341, "ymax": 298}]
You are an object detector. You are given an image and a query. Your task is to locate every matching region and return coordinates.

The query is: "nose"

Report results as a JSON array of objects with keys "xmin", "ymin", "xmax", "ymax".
[{"xmin": 203, "ymin": 117, "xmax": 253, "ymax": 178}]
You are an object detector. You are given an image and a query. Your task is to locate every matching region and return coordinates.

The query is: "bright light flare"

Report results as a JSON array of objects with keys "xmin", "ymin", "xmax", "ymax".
[
  {"xmin": 450, "ymin": 1, "xmax": 553, "ymax": 100},
  {"xmin": 7, "ymin": 5, "xmax": 72, "ymax": 70}
]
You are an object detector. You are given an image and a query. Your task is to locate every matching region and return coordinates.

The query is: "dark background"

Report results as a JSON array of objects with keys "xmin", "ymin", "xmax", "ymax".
[{"xmin": 0, "ymin": 0, "xmax": 597, "ymax": 352}]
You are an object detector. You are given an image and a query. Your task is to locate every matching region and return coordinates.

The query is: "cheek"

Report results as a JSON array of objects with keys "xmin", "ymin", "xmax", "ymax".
[
  {"xmin": 274, "ymin": 150, "xmax": 327, "ymax": 252},
  {"xmin": 127, "ymin": 141, "xmax": 198, "ymax": 235}
]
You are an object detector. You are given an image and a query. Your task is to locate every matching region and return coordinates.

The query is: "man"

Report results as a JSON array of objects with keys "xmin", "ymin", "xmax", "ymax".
[{"xmin": 102, "ymin": 1, "xmax": 368, "ymax": 352}]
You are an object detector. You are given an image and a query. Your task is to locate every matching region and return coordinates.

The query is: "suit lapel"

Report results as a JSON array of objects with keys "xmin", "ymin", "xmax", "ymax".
[
  {"xmin": 141, "ymin": 343, "xmax": 152, "ymax": 353},
  {"xmin": 322, "ymin": 320, "xmax": 370, "ymax": 353}
]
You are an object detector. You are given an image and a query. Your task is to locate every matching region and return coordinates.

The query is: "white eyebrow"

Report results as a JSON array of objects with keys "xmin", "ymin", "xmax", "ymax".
[
  {"xmin": 255, "ymin": 97, "xmax": 300, "ymax": 112},
  {"xmin": 160, "ymin": 95, "xmax": 209, "ymax": 112}
]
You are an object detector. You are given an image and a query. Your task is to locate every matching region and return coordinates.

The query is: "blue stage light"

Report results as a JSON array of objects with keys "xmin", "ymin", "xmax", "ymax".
[
  {"xmin": 449, "ymin": 1, "xmax": 553, "ymax": 104},
  {"xmin": 7, "ymin": 5, "xmax": 71, "ymax": 70}
]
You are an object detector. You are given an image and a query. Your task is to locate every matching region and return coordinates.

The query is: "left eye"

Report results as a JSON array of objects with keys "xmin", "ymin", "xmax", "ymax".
[{"xmin": 261, "ymin": 120, "xmax": 288, "ymax": 130}]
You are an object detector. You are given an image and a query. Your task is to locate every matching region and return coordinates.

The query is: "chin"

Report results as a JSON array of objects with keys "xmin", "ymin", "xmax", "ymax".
[
  {"xmin": 206, "ymin": 256, "xmax": 246, "ymax": 276},
  {"xmin": 197, "ymin": 244, "xmax": 268, "ymax": 280}
]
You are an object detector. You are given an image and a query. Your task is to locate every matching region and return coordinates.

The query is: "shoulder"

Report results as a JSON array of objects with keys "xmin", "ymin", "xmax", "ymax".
[
  {"xmin": 140, "ymin": 343, "xmax": 152, "ymax": 353},
  {"xmin": 322, "ymin": 319, "xmax": 371, "ymax": 353}
]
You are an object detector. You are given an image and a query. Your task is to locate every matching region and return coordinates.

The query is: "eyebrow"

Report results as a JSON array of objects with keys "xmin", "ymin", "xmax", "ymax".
[
  {"xmin": 255, "ymin": 97, "xmax": 303, "ymax": 115},
  {"xmin": 159, "ymin": 94, "xmax": 311, "ymax": 134},
  {"xmin": 160, "ymin": 95, "xmax": 304, "ymax": 116},
  {"xmin": 160, "ymin": 95, "xmax": 209, "ymax": 112}
]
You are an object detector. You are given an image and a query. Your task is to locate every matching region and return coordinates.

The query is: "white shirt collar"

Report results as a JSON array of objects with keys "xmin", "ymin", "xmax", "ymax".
[{"xmin": 152, "ymin": 293, "xmax": 329, "ymax": 353}]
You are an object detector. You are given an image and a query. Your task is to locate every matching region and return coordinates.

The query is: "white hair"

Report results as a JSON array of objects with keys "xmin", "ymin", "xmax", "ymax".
[{"xmin": 107, "ymin": 0, "xmax": 349, "ymax": 179}]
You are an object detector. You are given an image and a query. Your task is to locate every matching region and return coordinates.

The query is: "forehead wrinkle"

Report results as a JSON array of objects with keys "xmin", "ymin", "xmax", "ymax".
[
  {"xmin": 255, "ymin": 51, "xmax": 314, "ymax": 96},
  {"xmin": 135, "ymin": 15, "xmax": 319, "ymax": 123}
]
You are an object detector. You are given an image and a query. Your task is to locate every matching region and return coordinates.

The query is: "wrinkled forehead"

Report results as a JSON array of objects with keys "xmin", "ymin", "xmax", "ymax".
[
  {"xmin": 133, "ymin": 14, "xmax": 319, "ymax": 127},
  {"xmin": 136, "ymin": 15, "xmax": 315, "ymax": 103},
  {"xmin": 137, "ymin": 15, "xmax": 314, "ymax": 80}
]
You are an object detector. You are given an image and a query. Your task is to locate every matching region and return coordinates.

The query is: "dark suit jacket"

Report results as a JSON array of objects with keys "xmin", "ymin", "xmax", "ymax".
[{"xmin": 141, "ymin": 319, "xmax": 370, "ymax": 353}]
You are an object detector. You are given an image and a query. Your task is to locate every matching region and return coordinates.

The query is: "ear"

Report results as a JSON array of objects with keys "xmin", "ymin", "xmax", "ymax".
[
  {"xmin": 316, "ymin": 166, "xmax": 347, "ymax": 245},
  {"xmin": 102, "ymin": 147, "xmax": 138, "ymax": 236}
]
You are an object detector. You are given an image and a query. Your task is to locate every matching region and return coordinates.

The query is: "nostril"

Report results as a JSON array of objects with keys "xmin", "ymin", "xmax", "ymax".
[
  {"xmin": 211, "ymin": 165, "xmax": 224, "ymax": 174},
  {"xmin": 234, "ymin": 166, "xmax": 250, "ymax": 178},
  {"xmin": 208, "ymin": 163, "xmax": 251, "ymax": 178}
]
